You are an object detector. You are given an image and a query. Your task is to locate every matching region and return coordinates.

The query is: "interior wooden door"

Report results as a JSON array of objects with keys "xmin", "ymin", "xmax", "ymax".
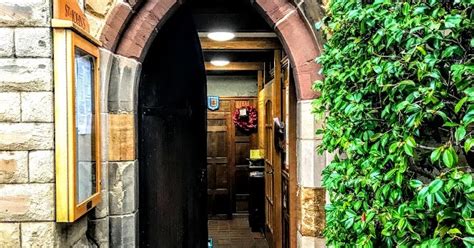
[
  {"xmin": 138, "ymin": 7, "xmax": 207, "ymax": 247},
  {"xmin": 264, "ymin": 92, "xmax": 275, "ymax": 245},
  {"xmin": 207, "ymin": 100, "xmax": 232, "ymax": 218},
  {"xmin": 281, "ymin": 56, "xmax": 297, "ymax": 248},
  {"xmin": 232, "ymin": 98, "xmax": 258, "ymax": 213}
]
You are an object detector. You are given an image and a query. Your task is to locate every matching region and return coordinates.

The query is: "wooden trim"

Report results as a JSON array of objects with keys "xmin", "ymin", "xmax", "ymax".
[
  {"xmin": 52, "ymin": 19, "xmax": 101, "ymax": 46},
  {"xmin": 54, "ymin": 28, "xmax": 69, "ymax": 222},
  {"xmin": 227, "ymin": 102, "xmax": 236, "ymax": 217},
  {"xmin": 200, "ymin": 37, "xmax": 281, "ymax": 50},
  {"xmin": 54, "ymin": 28, "xmax": 102, "ymax": 222},
  {"xmin": 287, "ymin": 65, "xmax": 298, "ymax": 248},
  {"xmin": 219, "ymin": 96, "xmax": 257, "ymax": 100},
  {"xmin": 272, "ymin": 50, "xmax": 283, "ymax": 248},
  {"xmin": 258, "ymin": 70, "xmax": 264, "ymax": 92},
  {"xmin": 205, "ymin": 62, "xmax": 264, "ymax": 71}
]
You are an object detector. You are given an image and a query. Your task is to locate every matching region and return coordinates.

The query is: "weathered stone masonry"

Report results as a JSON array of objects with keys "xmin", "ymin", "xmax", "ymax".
[{"xmin": 0, "ymin": 0, "xmax": 94, "ymax": 246}]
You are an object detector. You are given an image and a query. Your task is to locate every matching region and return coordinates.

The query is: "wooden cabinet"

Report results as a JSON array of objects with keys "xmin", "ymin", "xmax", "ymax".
[{"xmin": 207, "ymin": 97, "xmax": 258, "ymax": 218}]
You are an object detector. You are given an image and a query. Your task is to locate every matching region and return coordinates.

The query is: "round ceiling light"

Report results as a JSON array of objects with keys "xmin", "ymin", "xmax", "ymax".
[
  {"xmin": 210, "ymin": 59, "xmax": 230, "ymax": 67},
  {"xmin": 207, "ymin": 32, "xmax": 235, "ymax": 42}
]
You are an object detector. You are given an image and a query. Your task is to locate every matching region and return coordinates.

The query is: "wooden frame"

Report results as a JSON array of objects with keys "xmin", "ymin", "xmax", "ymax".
[
  {"xmin": 200, "ymin": 37, "xmax": 281, "ymax": 51},
  {"xmin": 205, "ymin": 62, "xmax": 264, "ymax": 71},
  {"xmin": 53, "ymin": 21, "xmax": 102, "ymax": 222}
]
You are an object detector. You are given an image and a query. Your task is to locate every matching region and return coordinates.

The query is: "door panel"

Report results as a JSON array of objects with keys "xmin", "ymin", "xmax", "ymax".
[
  {"xmin": 138, "ymin": 7, "xmax": 207, "ymax": 247},
  {"xmin": 207, "ymin": 100, "xmax": 232, "ymax": 218},
  {"xmin": 232, "ymin": 99, "xmax": 258, "ymax": 213},
  {"xmin": 207, "ymin": 97, "xmax": 258, "ymax": 215},
  {"xmin": 264, "ymin": 97, "xmax": 275, "ymax": 244}
]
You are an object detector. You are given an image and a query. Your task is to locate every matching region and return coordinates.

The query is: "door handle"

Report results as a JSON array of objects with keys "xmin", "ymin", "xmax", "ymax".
[{"xmin": 266, "ymin": 170, "xmax": 274, "ymax": 175}]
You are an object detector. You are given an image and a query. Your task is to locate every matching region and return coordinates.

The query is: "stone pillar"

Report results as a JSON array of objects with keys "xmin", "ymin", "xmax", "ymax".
[
  {"xmin": 296, "ymin": 100, "xmax": 327, "ymax": 247},
  {"xmin": 97, "ymin": 52, "xmax": 141, "ymax": 247}
]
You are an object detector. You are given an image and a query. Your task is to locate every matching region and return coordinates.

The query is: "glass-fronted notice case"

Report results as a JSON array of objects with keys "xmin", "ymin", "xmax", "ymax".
[{"xmin": 53, "ymin": 20, "xmax": 101, "ymax": 222}]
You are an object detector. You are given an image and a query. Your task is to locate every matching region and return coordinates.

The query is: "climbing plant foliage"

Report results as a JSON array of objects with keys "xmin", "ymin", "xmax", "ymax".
[{"xmin": 313, "ymin": 0, "xmax": 473, "ymax": 247}]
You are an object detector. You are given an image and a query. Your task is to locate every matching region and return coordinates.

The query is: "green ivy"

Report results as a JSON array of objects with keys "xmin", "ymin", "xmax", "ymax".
[{"xmin": 313, "ymin": 0, "xmax": 473, "ymax": 247}]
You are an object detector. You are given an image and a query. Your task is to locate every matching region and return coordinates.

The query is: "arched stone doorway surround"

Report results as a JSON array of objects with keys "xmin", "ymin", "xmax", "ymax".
[{"xmin": 92, "ymin": 0, "xmax": 327, "ymax": 247}]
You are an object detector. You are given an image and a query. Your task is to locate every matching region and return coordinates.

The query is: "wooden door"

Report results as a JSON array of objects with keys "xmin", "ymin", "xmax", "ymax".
[
  {"xmin": 232, "ymin": 98, "xmax": 258, "ymax": 213},
  {"xmin": 138, "ymin": 7, "xmax": 207, "ymax": 247},
  {"xmin": 281, "ymin": 56, "xmax": 297, "ymax": 248},
  {"xmin": 261, "ymin": 50, "xmax": 284, "ymax": 248},
  {"xmin": 207, "ymin": 100, "xmax": 232, "ymax": 218},
  {"xmin": 264, "ymin": 92, "xmax": 275, "ymax": 245},
  {"xmin": 207, "ymin": 97, "xmax": 258, "ymax": 217}
]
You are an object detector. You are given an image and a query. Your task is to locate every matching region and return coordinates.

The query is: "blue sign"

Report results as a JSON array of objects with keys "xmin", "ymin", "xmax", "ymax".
[{"xmin": 208, "ymin": 96, "xmax": 219, "ymax": 111}]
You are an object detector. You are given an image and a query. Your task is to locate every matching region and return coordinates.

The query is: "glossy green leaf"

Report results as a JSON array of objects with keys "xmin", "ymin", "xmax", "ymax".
[
  {"xmin": 431, "ymin": 147, "xmax": 442, "ymax": 162},
  {"xmin": 455, "ymin": 127, "xmax": 466, "ymax": 142},
  {"xmin": 429, "ymin": 179, "xmax": 444, "ymax": 194},
  {"xmin": 442, "ymin": 147, "xmax": 457, "ymax": 168}
]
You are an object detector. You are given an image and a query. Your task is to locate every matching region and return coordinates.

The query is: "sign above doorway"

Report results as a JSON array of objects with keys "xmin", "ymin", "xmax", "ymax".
[{"xmin": 53, "ymin": 0, "xmax": 90, "ymax": 32}]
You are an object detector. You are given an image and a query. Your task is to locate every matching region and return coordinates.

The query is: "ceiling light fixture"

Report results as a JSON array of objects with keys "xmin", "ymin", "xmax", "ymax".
[
  {"xmin": 210, "ymin": 59, "xmax": 230, "ymax": 67},
  {"xmin": 207, "ymin": 32, "xmax": 235, "ymax": 42}
]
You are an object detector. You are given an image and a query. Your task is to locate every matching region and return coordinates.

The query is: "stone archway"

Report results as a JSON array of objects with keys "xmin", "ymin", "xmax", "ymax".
[
  {"xmin": 93, "ymin": 0, "xmax": 327, "ymax": 247},
  {"xmin": 99, "ymin": 0, "xmax": 321, "ymax": 100}
]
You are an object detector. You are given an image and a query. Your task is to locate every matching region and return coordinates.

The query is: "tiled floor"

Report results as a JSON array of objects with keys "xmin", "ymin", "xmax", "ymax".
[{"xmin": 208, "ymin": 216, "xmax": 269, "ymax": 248}]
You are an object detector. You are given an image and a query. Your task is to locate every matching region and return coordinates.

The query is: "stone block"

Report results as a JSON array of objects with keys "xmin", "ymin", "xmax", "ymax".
[
  {"xmin": 85, "ymin": 12, "xmax": 102, "ymax": 38},
  {"xmin": 0, "ymin": 0, "xmax": 50, "ymax": 27},
  {"xmin": 21, "ymin": 92, "xmax": 53, "ymax": 122},
  {"xmin": 108, "ymin": 55, "xmax": 141, "ymax": 113},
  {"xmin": 110, "ymin": 212, "xmax": 138, "ymax": 247},
  {"xmin": 0, "ymin": 58, "xmax": 52, "ymax": 92},
  {"xmin": 0, "ymin": 92, "xmax": 20, "ymax": 122},
  {"xmin": 297, "ymin": 139, "xmax": 325, "ymax": 188},
  {"xmin": 88, "ymin": 217, "xmax": 109, "ymax": 247},
  {"xmin": 0, "ymin": 123, "xmax": 53, "ymax": 150},
  {"xmin": 99, "ymin": 2, "xmax": 133, "ymax": 50},
  {"xmin": 21, "ymin": 222, "xmax": 57, "ymax": 248},
  {"xmin": 0, "ymin": 223, "xmax": 20, "ymax": 247},
  {"xmin": 297, "ymin": 231, "xmax": 326, "ymax": 248},
  {"xmin": 72, "ymin": 235, "xmax": 96, "ymax": 248},
  {"xmin": 100, "ymin": 113, "xmax": 109, "ymax": 161},
  {"xmin": 298, "ymin": 186, "xmax": 325, "ymax": 237},
  {"xmin": 0, "ymin": 151, "xmax": 28, "ymax": 183},
  {"xmin": 108, "ymin": 114, "xmax": 136, "ymax": 161},
  {"xmin": 297, "ymin": 100, "xmax": 322, "ymax": 140},
  {"xmin": 57, "ymin": 215, "xmax": 88, "ymax": 246},
  {"xmin": 28, "ymin": 150, "xmax": 54, "ymax": 183},
  {"xmin": 99, "ymin": 48, "xmax": 114, "ymax": 113},
  {"xmin": 0, "ymin": 183, "xmax": 54, "ymax": 221},
  {"xmin": 91, "ymin": 162, "xmax": 109, "ymax": 219},
  {"xmin": 85, "ymin": 0, "xmax": 114, "ymax": 17},
  {"xmin": 0, "ymin": 28, "xmax": 13, "ymax": 57},
  {"xmin": 109, "ymin": 161, "xmax": 138, "ymax": 215},
  {"xmin": 15, "ymin": 28, "xmax": 51, "ymax": 58}
]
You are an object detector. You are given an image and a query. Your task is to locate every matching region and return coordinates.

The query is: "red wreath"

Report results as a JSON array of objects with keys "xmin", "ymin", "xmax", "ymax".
[{"xmin": 233, "ymin": 106, "xmax": 258, "ymax": 132}]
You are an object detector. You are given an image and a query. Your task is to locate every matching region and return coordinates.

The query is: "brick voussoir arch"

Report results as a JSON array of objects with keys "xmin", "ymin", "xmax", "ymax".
[{"xmin": 100, "ymin": 0, "xmax": 319, "ymax": 100}]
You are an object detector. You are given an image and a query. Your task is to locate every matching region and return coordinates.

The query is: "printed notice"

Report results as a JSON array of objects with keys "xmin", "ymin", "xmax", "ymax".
[{"xmin": 75, "ymin": 52, "xmax": 93, "ymax": 135}]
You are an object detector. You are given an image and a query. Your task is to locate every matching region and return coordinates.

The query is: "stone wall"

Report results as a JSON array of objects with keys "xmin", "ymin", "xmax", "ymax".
[
  {"xmin": 296, "ymin": 100, "xmax": 328, "ymax": 245},
  {"xmin": 0, "ymin": 1, "xmax": 95, "ymax": 247}
]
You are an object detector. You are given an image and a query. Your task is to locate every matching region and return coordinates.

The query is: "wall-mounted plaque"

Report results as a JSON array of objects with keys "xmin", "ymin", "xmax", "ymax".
[{"xmin": 53, "ymin": 12, "xmax": 101, "ymax": 222}]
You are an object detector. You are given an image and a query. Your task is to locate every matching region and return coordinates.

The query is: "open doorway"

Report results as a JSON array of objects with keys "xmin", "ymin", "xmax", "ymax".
[{"xmin": 135, "ymin": 1, "xmax": 300, "ymax": 247}]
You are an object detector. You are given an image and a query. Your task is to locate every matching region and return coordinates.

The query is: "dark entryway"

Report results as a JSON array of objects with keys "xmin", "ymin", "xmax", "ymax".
[{"xmin": 138, "ymin": 7, "xmax": 208, "ymax": 247}]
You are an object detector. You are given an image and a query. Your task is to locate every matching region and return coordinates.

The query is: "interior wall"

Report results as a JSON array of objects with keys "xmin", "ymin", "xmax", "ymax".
[{"xmin": 207, "ymin": 75, "xmax": 257, "ymax": 97}]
